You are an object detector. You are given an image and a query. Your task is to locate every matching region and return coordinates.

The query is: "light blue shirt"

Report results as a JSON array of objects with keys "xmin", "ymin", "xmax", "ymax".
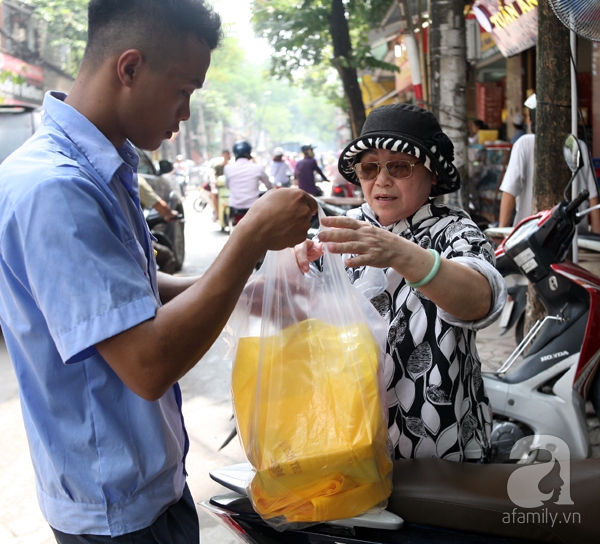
[{"xmin": 0, "ymin": 92, "xmax": 187, "ymax": 536}]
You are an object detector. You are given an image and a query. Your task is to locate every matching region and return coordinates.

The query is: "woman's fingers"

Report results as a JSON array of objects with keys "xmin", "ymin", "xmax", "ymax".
[{"xmin": 294, "ymin": 239, "xmax": 323, "ymax": 273}]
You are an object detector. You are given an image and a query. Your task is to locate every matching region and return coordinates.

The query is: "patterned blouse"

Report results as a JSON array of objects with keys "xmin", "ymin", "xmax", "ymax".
[{"xmin": 343, "ymin": 198, "xmax": 506, "ymax": 461}]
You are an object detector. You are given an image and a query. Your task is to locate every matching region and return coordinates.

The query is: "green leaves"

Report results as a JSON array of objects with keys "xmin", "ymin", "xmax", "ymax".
[{"xmin": 29, "ymin": 0, "xmax": 89, "ymax": 77}]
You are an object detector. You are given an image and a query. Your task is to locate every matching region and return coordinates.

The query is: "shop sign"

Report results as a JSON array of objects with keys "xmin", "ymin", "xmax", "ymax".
[
  {"xmin": 472, "ymin": 0, "xmax": 538, "ymax": 58},
  {"xmin": 0, "ymin": 53, "xmax": 44, "ymax": 106}
]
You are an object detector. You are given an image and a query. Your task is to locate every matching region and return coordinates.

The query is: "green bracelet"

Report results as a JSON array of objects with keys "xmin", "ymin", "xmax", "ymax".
[{"xmin": 406, "ymin": 248, "xmax": 441, "ymax": 288}]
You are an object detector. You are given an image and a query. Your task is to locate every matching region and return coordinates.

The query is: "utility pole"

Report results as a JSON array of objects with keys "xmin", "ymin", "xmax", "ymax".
[
  {"xmin": 429, "ymin": 0, "xmax": 468, "ymax": 209},
  {"xmin": 527, "ymin": 0, "xmax": 571, "ymax": 327}
]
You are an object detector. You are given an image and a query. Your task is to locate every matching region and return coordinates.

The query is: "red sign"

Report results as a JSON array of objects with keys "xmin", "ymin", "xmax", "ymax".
[{"xmin": 0, "ymin": 53, "xmax": 44, "ymax": 106}]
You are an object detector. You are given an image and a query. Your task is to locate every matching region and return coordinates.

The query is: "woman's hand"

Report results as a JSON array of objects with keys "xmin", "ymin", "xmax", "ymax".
[
  {"xmin": 294, "ymin": 239, "xmax": 324, "ymax": 273},
  {"xmin": 318, "ymin": 215, "xmax": 493, "ymax": 320},
  {"xmin": 318, "ymin": 216, "xmax": 403, "ymax": 269}
]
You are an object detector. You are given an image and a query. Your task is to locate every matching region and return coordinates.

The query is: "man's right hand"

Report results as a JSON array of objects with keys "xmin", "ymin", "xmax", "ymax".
[{"xmin": 238, "ymin": 188, "xmax": 318, "ymax": 252}]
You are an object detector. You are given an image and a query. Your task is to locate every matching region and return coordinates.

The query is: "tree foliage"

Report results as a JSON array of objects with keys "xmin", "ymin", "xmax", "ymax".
[
  {"xmin": 250, "ymin": 0, "xmax": 396, "ymax": 136},
  {"xmin": 23, "ymin": 2, "xmax": 338, "ymax": 155},
  {"xmin": 194, "ymin": 35, "xmax": 339, "ymax": 156},
  {"xmin": 29, "ymin": 0, "xmax": 89, "ymax": 76}
]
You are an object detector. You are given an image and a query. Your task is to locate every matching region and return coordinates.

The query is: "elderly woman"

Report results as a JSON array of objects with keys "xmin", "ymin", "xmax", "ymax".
[{"xmin": 298, "ymin": 104, "xmax": 506, "ymax": 462}]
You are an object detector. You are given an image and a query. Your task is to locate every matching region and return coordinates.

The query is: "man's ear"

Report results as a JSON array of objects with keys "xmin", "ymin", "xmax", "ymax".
[
  {"xmin": 431, "ymin": 173, "xmax": 438, "ymax": 186},
  {"xmin": 116, "ymin": 49, "xmax": 144, "ymax": 87}
]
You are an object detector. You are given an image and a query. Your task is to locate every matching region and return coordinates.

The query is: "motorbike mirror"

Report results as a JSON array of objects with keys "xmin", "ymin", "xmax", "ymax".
[
  {"xmin": 563, "ymin": 134, "xmax": 583, "ymax": 174},
  {"xmin": 158, "ymin": 160, "xmax": 174, "ymax": 175}
]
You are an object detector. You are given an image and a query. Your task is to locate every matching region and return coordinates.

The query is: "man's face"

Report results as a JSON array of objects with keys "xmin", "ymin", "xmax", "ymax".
[
  {"xmin": 126, "ymin": 34, "xmax": 211, "ymax": 151},
  {"xmin": 222, "ymin": 151, "xmax": 231, "ymax": 163}
]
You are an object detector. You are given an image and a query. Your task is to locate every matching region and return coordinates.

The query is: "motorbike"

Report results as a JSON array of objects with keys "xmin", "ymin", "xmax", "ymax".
[
  {"xmin": 192, "ymin": 182, "xmax": 214, "ymax": 214},
  {"xmin": 144, "ymin": 209, "xmax": 185, "ymax": 274},
  {"xmin": 201, "ymin": 458, "xmax": 600, "ymax": 543},
  {"xmin": 172, "ymin": 171, "xmax": 189, "ymax": 197},
  {"xmin": 482, "ymin": 134, "xmax": 600, "ymax": 463}
]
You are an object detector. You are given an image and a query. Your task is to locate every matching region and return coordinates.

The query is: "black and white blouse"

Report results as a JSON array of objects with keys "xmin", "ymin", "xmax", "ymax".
[{"xmin": 344, "ymin": 198, "xmax": 506, "ymax": 461}]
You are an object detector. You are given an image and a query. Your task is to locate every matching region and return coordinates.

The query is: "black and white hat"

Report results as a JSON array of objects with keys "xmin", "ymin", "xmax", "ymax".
[{"xmin": 338, "ymin": 103, "xmax": 460, "ymax": 196}]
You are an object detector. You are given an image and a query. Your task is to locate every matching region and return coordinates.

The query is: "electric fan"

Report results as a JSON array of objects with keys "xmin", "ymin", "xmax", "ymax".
[{"xmin": 548, "ymin": 0, "xmax": 600, "ymax": 42}]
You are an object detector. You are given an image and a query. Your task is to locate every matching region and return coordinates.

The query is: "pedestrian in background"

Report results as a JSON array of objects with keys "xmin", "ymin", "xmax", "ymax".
[
  {"xmin": 499, "ymin": 94, "xmax": 600, "ymax": 233},
  {"xmin": 468, "ymin": 118, "xmax": 488, "ymax": 145}
]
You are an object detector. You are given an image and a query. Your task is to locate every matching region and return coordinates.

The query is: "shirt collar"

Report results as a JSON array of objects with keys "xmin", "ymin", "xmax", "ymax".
[{"xmin": 43, "ymin": 91, "xmax": 139, "ymax": 188}]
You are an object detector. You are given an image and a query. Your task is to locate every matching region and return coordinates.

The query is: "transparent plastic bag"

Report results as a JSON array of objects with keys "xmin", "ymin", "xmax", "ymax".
[{"xmin": 226, "ymin": 211, "xmax": 393, "ymax": 530}]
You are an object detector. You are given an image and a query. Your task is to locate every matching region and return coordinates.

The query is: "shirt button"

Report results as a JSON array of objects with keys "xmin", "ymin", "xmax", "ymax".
[
  {"xmin": 112, "ymin": 505, "xmax": 121, "ymax": 513},
  {"xmin": 114, "ymin": 523, "xmax": 123, "ymax": 531}
]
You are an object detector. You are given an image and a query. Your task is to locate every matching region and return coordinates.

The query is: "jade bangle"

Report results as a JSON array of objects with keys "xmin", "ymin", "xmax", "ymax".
[{"xmin": 406, "ymin": 248, "xmax": 441, "ymax": 288}]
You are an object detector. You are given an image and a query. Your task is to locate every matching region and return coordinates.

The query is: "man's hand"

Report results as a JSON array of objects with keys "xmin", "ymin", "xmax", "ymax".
[
  {"xmin": 153, "ymin": 200, "xmax": 179, "ymax": 222},
  {"xmin": 238, "ymin": 188, "xmax": 318, "ymax": 253}
]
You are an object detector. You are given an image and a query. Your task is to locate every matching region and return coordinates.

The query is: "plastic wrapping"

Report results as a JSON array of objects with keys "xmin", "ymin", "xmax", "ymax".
[{"xmin": 226, "ymin": 216, "xmax": 393, "ymax": 530}]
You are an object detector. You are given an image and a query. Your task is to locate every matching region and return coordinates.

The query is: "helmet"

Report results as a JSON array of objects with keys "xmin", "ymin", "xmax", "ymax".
[
  {"xmin": 233, "ymin": 140, "xmax": 252, "ymax": 159},
  {"xmin": 273, "ymin": 146, "xmax": 285, "ymax": 156},
  {"xmin": 301, "ymin": 143, "xmax": 315, "ymax": 153}
]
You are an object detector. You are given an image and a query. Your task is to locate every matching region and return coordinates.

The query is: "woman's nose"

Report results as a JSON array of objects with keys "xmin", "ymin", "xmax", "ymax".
[{"xmin": 375, "ymin": 164, "xmax": 393, "ymax": 186}]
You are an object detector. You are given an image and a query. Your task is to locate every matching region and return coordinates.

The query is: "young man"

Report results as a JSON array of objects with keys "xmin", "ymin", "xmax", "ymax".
[{"xmin": 0, "ymin": 1, "xmax": 317, "ymax": 543}]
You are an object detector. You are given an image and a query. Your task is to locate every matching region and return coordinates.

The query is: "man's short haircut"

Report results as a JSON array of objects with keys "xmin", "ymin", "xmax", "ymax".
[{"xmin": 85, "ymin": 0, "xmax": 222, "ymax": 69}]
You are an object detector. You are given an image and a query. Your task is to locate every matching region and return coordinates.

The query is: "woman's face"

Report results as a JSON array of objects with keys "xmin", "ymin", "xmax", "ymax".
[{"xmin": 358, "ymin": 148, "xmax": 436, "ymax": 226}]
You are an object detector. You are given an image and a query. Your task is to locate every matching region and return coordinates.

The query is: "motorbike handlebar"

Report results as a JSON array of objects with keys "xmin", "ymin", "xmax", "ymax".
[{"xmin": 565, "ymin": 190, "xmax": 589, "ymax": 215}]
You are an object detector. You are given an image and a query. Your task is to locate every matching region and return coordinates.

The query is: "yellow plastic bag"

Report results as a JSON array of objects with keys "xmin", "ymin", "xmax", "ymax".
[{"xmin": 227, "ymin": 235, "xmax": 393, "ymax": 529}]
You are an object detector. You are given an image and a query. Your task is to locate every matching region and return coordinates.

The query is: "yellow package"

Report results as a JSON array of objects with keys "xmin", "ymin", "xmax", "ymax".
[{"xmin": 232, "ymin": 317, "xmax": 393, "ymax": 525}]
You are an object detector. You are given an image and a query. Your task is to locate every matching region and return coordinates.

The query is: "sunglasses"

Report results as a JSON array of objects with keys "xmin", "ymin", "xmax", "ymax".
[{"xmin": 352, "ymin": 159, "xmax": 421, "ymax": 181}]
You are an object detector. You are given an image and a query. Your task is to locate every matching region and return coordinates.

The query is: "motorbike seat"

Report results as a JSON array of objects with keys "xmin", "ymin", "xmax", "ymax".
[{"xmin": 388, "ymin": 458, "xmax": 600, "ymax": 543}]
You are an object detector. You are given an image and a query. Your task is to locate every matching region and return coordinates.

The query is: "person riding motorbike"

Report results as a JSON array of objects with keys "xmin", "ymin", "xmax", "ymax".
[
  {"xmin": 138, "ymin": 177, "xmax": 179, "ymax": 274},
  {"xmin": 294, "ymin": 143, "xmax": 329, "ymax": 196},
  {"xmin": 225, "ymin": 140, "xmax": 272, "ymax": 225},
  {"xmin": 269, "ymin": 146, "xmax": 293, "ymax": 187}
]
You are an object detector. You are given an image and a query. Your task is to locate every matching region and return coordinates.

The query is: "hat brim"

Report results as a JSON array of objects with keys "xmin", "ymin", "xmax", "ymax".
[{"xmin": 338, "ymin": 133, "xmax": 460, "ymax": 196}]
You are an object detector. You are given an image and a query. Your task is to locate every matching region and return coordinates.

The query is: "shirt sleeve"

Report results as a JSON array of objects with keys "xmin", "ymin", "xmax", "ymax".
[
  {"xmin": 5, "ymin": 175, "xmax": 158, "ymax": 363},
  {"xmin": 260, "ymin": 167, "xmax": 272, "ymax": 189},
  {"xmin": 138, "ymin": 177, "xmax": 161, "ymax": 208},
  {"xmin": 435, "ymin": 217, "xmax": 507, "ymax": 330},
  {"xmin": 499, "ymin": 140, "xmax": 525, "ymax": 197}
]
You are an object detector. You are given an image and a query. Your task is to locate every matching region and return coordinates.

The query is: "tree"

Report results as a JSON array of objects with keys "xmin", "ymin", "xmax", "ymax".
[
  {"xmin": 429, "ymin": 0, "xmax": 468, "ymax": 208},
  {"xmin": 191, "ymin": 35, "xmax": 339, "ymax": 158},
  {"xmin": 29, "ymin": 0, "xmax": 88, "ymax": 77},
  {"xmin": 251, "ymin": 0, "xmax": 396, "ymax": 138},
  {"xmin": 525, "ymin": 0, "xmax": 572, "ymax": 329}
]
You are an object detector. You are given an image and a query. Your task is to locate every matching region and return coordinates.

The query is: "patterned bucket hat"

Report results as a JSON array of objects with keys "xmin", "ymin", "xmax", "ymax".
[{"xmin": 338, "ymin": 103, "xmax": 461, "ymax": 196}]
